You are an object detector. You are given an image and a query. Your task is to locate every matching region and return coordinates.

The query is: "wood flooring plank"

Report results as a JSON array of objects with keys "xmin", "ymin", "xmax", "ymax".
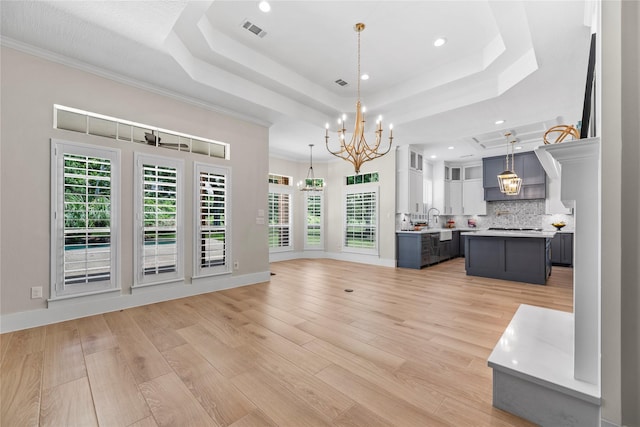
[
  {"xmin": 129, "ymin": 305, "xmax": 187, "ymax": 352},
  {"xmin": 227, "ymin": 409, "xmax": 278, "ymax": 427},
  {"xmin": 85, "ymin": 347, "xmax": 151, "ymax": 426},
  {"xmin": 0, "ymin": 331, "xmax": 12, "ymax": 365},
  {"xmin": 0, "ymin": 352, "xmax": 43, "ymax": 427},
  {"xmin": 240, "ymin": 298, "xmax": 307, "ymax": 325},
  {"xmin": 242, "ymin": 308, "xmax": 315, "ymax": 345},
  {"xmin": 240, "ymin": 343, "xmax": 354, "ymax": 420},
  {"xmin": 332, "ymin": 403, "xmax": 393, "ymax": 427},
  {"xmin": 40, "ymin": 376, "xmax": 98, "ymax": 427},
  {"xmin": 315, "ymin": 364, "xmax": 450, "ymax": 427},
  {"xmin": 103, "ymin": 310, "xmax": 172, "ymax": 383},
  {"xmin": 162, "ymin": 343, "xmax": 255, "ymax": 426},
  {"xmin": 128, "ymin": 416, "xmax": 159, "ymax": 427},
  {"xmin": 0, "ymin": 327, "xmax": 45, "ymax": 369},
  {"xmin": 296, "ymin": 320, "xmax": 405, "ymax": 371},
  {"xmin": 303, "ymin": 338, "xmax": 445, "ymax": 414},
  {"xmin": 177, "ymin": 323, "xmax": 254, "ymax": 378},
  {"xmin": 76, "ymin": 314, "xmax": 117, "ymax": 355},
  {"xmin": 435, "ymin": 396, "xmax": 538, "ymax": 427},
  {"xmin": 230, "ymin": 369, "xmax": 334, "ymax": 427},
  {"xmin": 139, "ymin": 372, "xmax": 216, "ymax": 427},
  {"xmin": 242, "ymin": 322, "xmax": 332, "ymax": 374},
  {"xmin": 42, "ymin": 328, "xmax": 86, "ymax": 390}
]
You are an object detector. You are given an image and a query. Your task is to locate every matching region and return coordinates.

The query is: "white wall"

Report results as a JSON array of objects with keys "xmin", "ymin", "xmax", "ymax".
[{"xmin": 0, "ymin": 47, "xmax": 270, "ymax": 331}]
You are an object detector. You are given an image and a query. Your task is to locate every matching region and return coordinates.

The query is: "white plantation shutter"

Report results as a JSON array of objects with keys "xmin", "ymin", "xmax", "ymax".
[
  {"xmin": 195, "ymin": 163, "xmax": 230, "ymax": 276},
  {"xmin": 304, "ymin": 193, "xmax": 323, "ymax": 249},
  {"xmin": 268, "ymin": 183, "xmax": 293, "ymax": 251},
  {"xmin": 51, "ymin": 140, "xmax": 120, "ymax": 298},
  {"xmin": 134, "ymin": 153, "xmax": 184, "ymax": 286},
  {"xmin": 344, "ymin": 186, "xmax": 378, "ymax": 254}
]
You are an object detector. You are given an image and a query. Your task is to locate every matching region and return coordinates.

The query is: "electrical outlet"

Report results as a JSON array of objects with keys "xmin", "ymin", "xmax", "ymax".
[
  {"xmin": 233, "ymin": 260, "xmax": 239, "ymax": 270},
  {"xmin": 31, "ymin": 286, "xmax": 43, "ymax": 299}
]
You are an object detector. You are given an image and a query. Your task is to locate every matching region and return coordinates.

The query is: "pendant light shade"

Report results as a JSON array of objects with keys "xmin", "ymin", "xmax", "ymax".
[{"xmin": 497, "ymin": 132, "xmax": 522, "ymax": 195}]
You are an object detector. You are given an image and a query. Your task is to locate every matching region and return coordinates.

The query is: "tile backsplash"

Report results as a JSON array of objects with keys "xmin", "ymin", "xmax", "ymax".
[{"xmin": 441, "ymin": 199, "xmax": 575, "ymax": 231}]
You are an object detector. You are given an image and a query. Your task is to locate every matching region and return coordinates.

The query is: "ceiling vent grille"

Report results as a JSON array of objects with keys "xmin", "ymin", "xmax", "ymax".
[
  {"xmin": 335, "ymin": 79, "xmax": 349, "ymax": 87},
  {"xmin": 241, "ymin": 20, "xmax": 267, "ymax": 38}
]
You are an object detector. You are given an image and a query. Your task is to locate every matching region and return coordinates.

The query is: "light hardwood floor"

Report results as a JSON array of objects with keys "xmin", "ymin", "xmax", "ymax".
[{"xmin": 1, "ymin": 258, "xmax": 573, "ymax": 426}]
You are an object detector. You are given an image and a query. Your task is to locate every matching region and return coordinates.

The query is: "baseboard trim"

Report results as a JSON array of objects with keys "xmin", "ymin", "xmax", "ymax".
[
  {"xmin": 269, "ymin": 250, "xmax": 395, "ymax": 268},
  {"xmin": 0, "ymin": 271, "xmax": 270, "ymax": 333}
]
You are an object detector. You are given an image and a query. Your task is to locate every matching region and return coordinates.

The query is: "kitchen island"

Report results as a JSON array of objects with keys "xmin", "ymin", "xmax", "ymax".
[{"xmin": 462, "ymin": 229, "xmax": 555, "ymax": 285}]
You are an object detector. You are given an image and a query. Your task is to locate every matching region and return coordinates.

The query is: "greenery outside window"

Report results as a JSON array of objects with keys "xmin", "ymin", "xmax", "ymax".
[{"xmin": 50, "ymin": 140, "xmax": 120, "ymax": 299}]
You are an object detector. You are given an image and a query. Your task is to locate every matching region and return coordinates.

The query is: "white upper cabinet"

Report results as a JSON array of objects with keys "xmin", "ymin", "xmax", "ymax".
[
  {"xmin": 396, "ymin": 145, "xmax": 424, "ymax": 213},
  {"xmin": 443, "ymin": 161, "xmax": 486, "ymax": 215}
]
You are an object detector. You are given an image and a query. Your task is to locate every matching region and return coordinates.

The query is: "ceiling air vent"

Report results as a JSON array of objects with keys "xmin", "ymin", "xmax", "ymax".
[
  {"xmin": 335, "ymin": 79, "xmax": 349, "ymax": 87},
  {"xmin": 241, "ymin": 20, "xmax": 267, "ymax": 38}
]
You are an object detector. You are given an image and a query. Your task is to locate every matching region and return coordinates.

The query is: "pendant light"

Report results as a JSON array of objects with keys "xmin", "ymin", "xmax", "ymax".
[
  {"xmin": 298, "ymin": 144, "xmax": 324, "ymax": 191},
  {"xmin": 497, "ymin": 132, "xmax": 522, "ymax": 195}
]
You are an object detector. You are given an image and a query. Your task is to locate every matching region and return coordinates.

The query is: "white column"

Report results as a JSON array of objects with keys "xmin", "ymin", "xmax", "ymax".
[{"xmin": 535, "ymin": 137, "xmax": 601, "ymax": 385}]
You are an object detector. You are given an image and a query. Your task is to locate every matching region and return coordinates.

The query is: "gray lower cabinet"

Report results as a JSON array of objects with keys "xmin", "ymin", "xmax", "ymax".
[
  {"xmin": 397, "ymin": 233, "xmax": 440, "ymax": 269},
  {"xmin": 450, "ymin": 231, "xmax": 460, "ymax": 258},
  {"xmin": 465, "ymin": 235, "xmax": 552, "ymax": 285},
  {"xmin": 551, "ymin": 232, "xmax": 573, "ymax": 266}
]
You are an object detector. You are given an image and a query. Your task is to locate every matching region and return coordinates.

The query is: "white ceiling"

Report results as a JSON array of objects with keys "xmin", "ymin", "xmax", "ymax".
[{"xmin": 0, "ymin": 1, "xmax": 594, "ymax": 162}]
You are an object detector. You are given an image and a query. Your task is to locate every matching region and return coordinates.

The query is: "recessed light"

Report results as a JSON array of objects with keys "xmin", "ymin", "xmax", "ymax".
[
  {"xmin": 360, "ymin": 74, "xmax": 369, "ymax": 80},
  {"xmin": 258, "ymin": 1, "xmax": 270, "ymax": 12},
  {"xmin": 495, "ymin": 119, "xmax": 505, "ymax": 125},
  {"xmin": 515, "ymin": 146, "xmax": 523, "ymax": 150},
  {"xmin": 448, "ymin": 146, "xmax": 454, "ymax": 150},
  {"xmin": 430, "ymin": 155, "xmax": 437, "ymax": 159},
  {"xmin": 434, "ymin": 37, "xmax": 447, "ymax": 47}
]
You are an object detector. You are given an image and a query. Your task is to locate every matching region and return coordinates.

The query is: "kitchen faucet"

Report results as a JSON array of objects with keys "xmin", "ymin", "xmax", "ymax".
[{"xmin": 427, "ymin": 208, "xmax": 440, "ymax": 228}]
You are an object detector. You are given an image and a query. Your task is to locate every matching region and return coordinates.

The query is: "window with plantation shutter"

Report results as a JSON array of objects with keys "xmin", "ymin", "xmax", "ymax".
[
  {"xmin": 344, "ymin": 186, "xmax": 378, "ymax": 255},
  {"xmin": 50, "ymin": 140, "xmax": 120, "ymax": 299},
  {"xmin": 194, "ymin": 163, "xmax": 230, "ymax": 276},
  {"xmin": 268, "ymin": 182, "xmax": 293, "ymax": 252},
  {"xmin": 304, "ymin": 193, "xmax": 323, "ymax": 249},
  {"xmin": 134, "ymin": 153, "xmax": 184, "ymax": 287}
]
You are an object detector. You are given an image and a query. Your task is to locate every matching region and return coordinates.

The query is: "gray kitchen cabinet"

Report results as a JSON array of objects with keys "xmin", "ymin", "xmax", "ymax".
[
  {"xmin": 465, "ymin": 234, "xmax": 552, "ymax": 285},
  {"xmin": 397, "ymin": 233, "xmax": 440, "ymax": 269},
  {"xmin": 551, "ymin": 232, "xmax": 573, "ymax": 266},
  {"xmin": 483, "ymin": 151, "xmax": 546, "ymax": 201},
  {"xmin": 439, "ymin": 240, "xmax": 451, "ymax": 262},
  {"xmin": 450, "ymin": 231, "xmax": 460, "ymax": 258}
]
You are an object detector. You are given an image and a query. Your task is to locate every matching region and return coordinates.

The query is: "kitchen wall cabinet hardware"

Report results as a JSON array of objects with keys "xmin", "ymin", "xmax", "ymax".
[
  {"xmin": 551, "ymin": 232, "xmax": 573, "ymax": 266},
  {"xmin": 483, "ymin": 151, "xmax": 546, "ymax": 201}
]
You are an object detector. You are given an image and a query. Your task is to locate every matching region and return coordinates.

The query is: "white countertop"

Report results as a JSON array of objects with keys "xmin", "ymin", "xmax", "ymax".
[
  {"xmin": 462, "ymin": 230, "xmax": 556, "ymax": 238},
  {"xmin": 397, "ymin": 227, "xmax": 481, "ymax": 234},
  {"xmin": 488, "ymin": 304, "xmax": 600, "ymax": 403}
]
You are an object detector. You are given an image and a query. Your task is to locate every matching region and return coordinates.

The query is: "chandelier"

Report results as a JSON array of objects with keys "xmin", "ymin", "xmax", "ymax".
[
  {"xmin": 497, "ymin": 132, "xmax": 522, "ymax": 195},
  {"xmin": 325, "ymin": 23, "xmax": 393, "ymax": 174},
  {"xmin": 298, "ymin": 144, "xmax": 324, "ymax": 191}
]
